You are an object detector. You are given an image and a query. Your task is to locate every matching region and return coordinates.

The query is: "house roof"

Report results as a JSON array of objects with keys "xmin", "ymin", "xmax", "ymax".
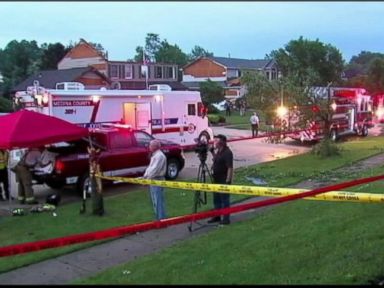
[
  {"xmin": 62, "ymin": 38, "xmax": 106, "ymax": 61},
  {"xmin": 209, "ymin": 56, "xmax": 273, "ymax": 70},
  {"xmin": 12, "ymin": 67, "xmax": 110, "ymax": 92},
  {"xmin": 119, "ymin": 81, "xmax": 188, "ymax": 91},
  {"xmin": 182, "ymin": 56, "xmax": 276, "ymax": 71}
]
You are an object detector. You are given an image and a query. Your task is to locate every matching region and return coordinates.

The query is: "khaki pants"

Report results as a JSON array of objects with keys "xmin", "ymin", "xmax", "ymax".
[{"xmin": 15, "ymin": 164, "xmax": 35, "ymax": 202}]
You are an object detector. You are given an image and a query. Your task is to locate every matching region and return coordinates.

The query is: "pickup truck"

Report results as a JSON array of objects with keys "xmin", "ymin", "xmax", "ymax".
[{"xmin": 32, "ymin": 127, "xmax": 185, "ymax": 195}]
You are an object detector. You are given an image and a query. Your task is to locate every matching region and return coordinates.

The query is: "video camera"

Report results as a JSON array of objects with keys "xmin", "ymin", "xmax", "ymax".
[{"xmin": 194, "ymin": 138, "xmax": 211, "ymax": 163}]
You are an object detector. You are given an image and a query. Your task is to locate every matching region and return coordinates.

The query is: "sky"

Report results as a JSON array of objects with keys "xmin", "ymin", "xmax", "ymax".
[{"xmin": 0, "ymin": 1, "xmax": 383, "ymax": 63}]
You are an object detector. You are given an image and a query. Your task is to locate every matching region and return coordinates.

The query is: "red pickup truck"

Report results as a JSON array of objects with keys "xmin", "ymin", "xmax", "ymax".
[{"xmin": 32, "ymin": 127, "xmax": 185, "ymax": 195}]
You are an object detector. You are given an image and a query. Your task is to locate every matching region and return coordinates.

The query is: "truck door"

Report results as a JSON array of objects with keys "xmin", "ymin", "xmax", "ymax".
[
  {"xmin": 136, "ymin": 103, "xmax": 151, "ymax": 134},
  {"xmin": 123, "ymin": 103, "xmax": 136, "ymax": 128},
  {"xmin": 183, "ymin": 102, "xmax": 197, "ymax": 142},
  {"xmin": 123, "ymin": 102, "xmax": 151, "ymax": 134}
]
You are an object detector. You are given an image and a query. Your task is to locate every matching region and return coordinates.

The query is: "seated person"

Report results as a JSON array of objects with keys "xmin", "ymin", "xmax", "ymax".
[{"xmin": 34, "ymin": 146, "xmax": 58, "ymax": 174}]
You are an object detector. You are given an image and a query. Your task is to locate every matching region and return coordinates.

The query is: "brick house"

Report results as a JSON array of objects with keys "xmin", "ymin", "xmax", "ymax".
[
  {"xmin": 181, "ymin": 56, "xmax": 280, "ymax": 99},
  {"xmin": 12, "ymin": 67, "xmax": 111, "ymax": 93},
  {"xmin": 58, "ymin": 39, "xmax": 186, "ymax": 90}
]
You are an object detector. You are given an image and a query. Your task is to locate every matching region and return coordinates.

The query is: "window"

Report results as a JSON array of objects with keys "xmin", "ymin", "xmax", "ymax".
[
  {"xmin": 155, "ymin": 66, "xmax": 163, "ymax": 79},
  {"xmin": 119, "ymin": 65, "xmax": 125, "ymax": 79},
  {"xmin": 110, "ymin": 65, "xmax": 118, "ymax": 79},
  {"xmin": 134, "ymin": 131, "xmax": 154, "ymax": 147},
  {"xmin": 140, "ymin": 65, "xmax": 148, "ymax": 79},
  {"xmin": 165, "ymin": 66, "xmax": 174, "ymax": 79},
  {"xmin": 110, "ymin": 132, "xmax": 133, "ymax": 149},
  {"xmin": 124, "ymin": 64, "xmax": 133, "ymax": 79},
  {"xmin": 272, "ymin": 70, "xmax": 277, "ymax": 80},
  {"xmin": 188, "ymin": 104, "xmax": 196, "ymax": 116},
  {"xmin": 197, "ymin": 102, "xmax": 204, "ymax": 116}
]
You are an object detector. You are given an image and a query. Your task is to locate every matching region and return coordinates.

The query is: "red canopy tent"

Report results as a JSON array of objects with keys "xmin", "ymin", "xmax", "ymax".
[{"xmin": 0, "ymin": 109, "xmax": 89, "ymax": 149}]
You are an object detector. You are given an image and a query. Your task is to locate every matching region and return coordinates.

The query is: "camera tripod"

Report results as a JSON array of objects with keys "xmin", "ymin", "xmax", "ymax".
[{"xmin": 188, "ymin": 156, "xmax": 213, "ymax": 232}]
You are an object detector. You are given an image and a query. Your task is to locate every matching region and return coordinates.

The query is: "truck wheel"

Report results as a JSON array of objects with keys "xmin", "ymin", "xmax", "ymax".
[
  {"xmin": 166, "ymin": 158, "xmax": 180, "ymax": 180},
  {"xmin": 330, "ymin": 129, "xmax": 338, "ymax": 142},
  {"xmin": 198, "ymin": 131, "xmax": 210, "ymax": 144},
  {"xmin": 45, "ymin": 180, "xmax": 65, "ymax": 190},
  {"xmin": 77, "ymin": 173, "xmax": 92, "ymax": 198},
  {"xmin": 362, "ymin": 125, "xmax": 368, "ymax": 137}
]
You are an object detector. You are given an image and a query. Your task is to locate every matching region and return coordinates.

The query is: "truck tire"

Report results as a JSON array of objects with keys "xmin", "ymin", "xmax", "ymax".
[
  {"xmin": 45, "ymin": 180, "xmax": 65, "ymax": 190},
  {"xmin": 198, "ymin": 131, "xmax": 210, "ymax": 144},
  {"xmin": 361, "ymin": 125, "xmax": 368, "ymax": 137},
  {"xmin": 330, "ymin": 129, "xmax": 338, "ymax": 142},
  {"xmin": 77, "ymin": 173, "xmax": 92, "ymax": 198},
  {"xmin": 166, "ymin": 158, "xmax": 180, "ymax": 180}
]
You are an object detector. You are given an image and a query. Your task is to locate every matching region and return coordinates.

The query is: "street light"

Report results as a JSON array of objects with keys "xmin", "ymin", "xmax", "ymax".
[
  {"xmin": 276, "ymin": 82, "xmax": 288, "ymax": 118},
  {"xmin": 331, "ymin": 101, "xmax": 337, "ymax": 111},
  {"xmin": 276, "ymin": 105, "xmax": 288, "ymax": 118}
]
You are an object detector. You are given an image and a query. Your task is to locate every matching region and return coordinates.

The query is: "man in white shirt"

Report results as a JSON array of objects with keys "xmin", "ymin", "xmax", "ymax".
[
  {"xmin": 250, "ymin": 112, "xmax": 260, "ymax": 137},
  {"xmin": 143, "ymin": 140, "xmax": 167, "ymax": 220}
]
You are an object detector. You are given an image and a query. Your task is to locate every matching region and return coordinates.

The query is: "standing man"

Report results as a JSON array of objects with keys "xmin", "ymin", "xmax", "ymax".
[
  {"xmin": 250, "ymin": 112, "xmax": 260, "ymax": 138},
  {"xmin": 143, "ymin": 140, "xmax": 167, "ymax": 220},
  {"xmin": 225, "ymin": 100, "xmax": 231, "ymax": 117},
  {"xmin": 0, "ymin": 149, "xmax": 9, "ymax": 201},
  {"xmin": 208, "ymin": 134, "xmax": 233, "ymax": 225},
  {"xmin": 15, "ymin": 147, "xmax": 41, "ymax": 205}
]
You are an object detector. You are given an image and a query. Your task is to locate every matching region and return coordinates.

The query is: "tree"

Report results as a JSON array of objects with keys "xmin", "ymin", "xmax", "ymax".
[
  {"xmin": 88, "ymin": 42, "xmax": 106, "ymax": 58},
  {"xmin": 199, "ymin": 79, "xmax": 224, "ymax": 105},
  {"xmin": 155, "ymin": 40, "xmax": 188, "ymax": 66},
  {"xmin": 0, "ymin": 40, "xmax": 42, "ymax": 98},
  {"xmin": 270, "ymin": 36, "xmax": 344, "ymax": 87},
  {"xmin": 343, "ymin": 51, "xmax": 384, "ymax": 94},
  {"xmin": 39, "ymin": 42, "xmax": 71, "ymax": 70},
  {"xmin": 241, "ymin": 71, "xmax": 279, "ymax": 123},
  {"xmin": 134, "ymin": 33, "xmax": 161, "ymax": 62},
  {"xmin": 347, "ymin": 51, "xmax": 384, "ymax": 74},
  {"xmin": 367, "ymin": 57, "xmax": 384, "ymax": 95},
  {"xmin": 189, "ymin": 45, "xmax": 213, "ymax": 60}
]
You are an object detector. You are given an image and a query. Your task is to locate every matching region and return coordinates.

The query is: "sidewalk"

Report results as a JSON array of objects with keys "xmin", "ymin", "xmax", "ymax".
[{"xmin": 0, "ymin": 195, "xmax": 272, "ymax": 284}]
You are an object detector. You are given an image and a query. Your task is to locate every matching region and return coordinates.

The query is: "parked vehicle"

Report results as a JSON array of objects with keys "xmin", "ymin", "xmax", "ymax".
[
  {"xmin": 289, "ymin": 87, "xmax": 373, "ymax": 142},
  {"xmin": 14, "ymin": 82, "xmax": 213, "ymax": 147},
  {"xmin": 31, "ymin": 126, "xmax": 185, "ymax": 195}
]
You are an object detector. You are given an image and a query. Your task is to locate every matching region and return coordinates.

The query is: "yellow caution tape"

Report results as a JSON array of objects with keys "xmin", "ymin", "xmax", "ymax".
[{"xmin": 97, "ymin": 174, "xmax": 384, "ymax": 204}]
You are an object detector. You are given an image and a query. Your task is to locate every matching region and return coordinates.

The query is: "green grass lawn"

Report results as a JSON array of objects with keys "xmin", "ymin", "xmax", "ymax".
[
  {"xmin": 1, "ymin": 136, "xmax": 384, "ymax": 282},
  {"xmin": 75, "ymin": 163, "xmax": 384, "ymax": 285},
  {"xmin": 215, "ymin": 110, "xmax": 273, "ymax": 131},
  {"xmin": 218, "ymin": 110, "xmax": 254, "ymax": 126}
]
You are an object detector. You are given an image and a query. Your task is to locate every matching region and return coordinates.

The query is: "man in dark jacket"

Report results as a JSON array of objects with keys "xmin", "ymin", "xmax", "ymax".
[{"xmin": 208, "ymin": 134, "xmax": 233, "ymax": 225}]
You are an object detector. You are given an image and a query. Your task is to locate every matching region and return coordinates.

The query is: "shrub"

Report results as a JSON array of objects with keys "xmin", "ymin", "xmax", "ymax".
[
  {"xmin": 311, "ymin": 138, "xmax": 342, "ymax": 158},
  {"xmin": 0, "ymin": 96, "xmax": 12, "ymax": 112},
  {"xmin": 206, "ymin": 103, "xmax": 220, "ymax": 114},
  {"xmin": 208, "ymin": 114, "xmax": 226, "ymax": 125}
]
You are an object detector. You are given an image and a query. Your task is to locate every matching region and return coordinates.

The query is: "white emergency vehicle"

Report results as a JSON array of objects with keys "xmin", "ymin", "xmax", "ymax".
[{"xmin": 14, "ymin": 82, "xmax": 213, "ymax": 147}]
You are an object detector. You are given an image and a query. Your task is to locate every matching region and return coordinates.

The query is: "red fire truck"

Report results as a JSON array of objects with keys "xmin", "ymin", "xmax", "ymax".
[{"xmin": 290, "ymin": 87, "xmax": 373, "ymax": 142}]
